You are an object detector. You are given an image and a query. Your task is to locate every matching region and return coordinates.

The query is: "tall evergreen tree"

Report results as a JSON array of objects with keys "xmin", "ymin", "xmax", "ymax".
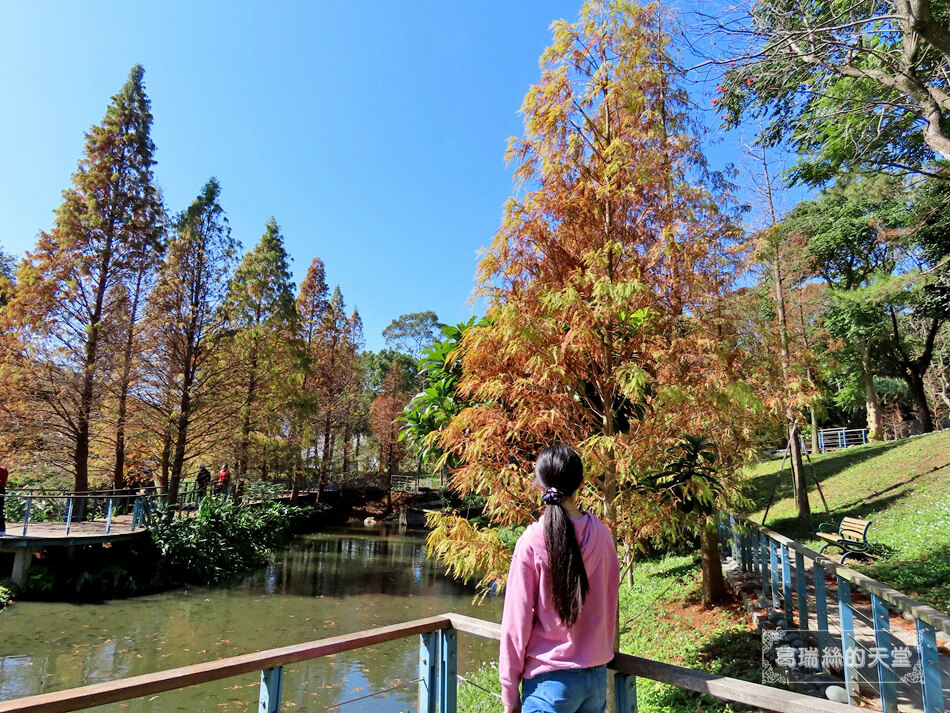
[
  {"xmin": 221, "ymin": 218, "xmax": 300, "ymax": 485},
  {"xmin": 2, "ymin": 65, "xmax": 163, "ymax": 495},
  {"xmin": 292, "ymin": 258, "xmax": 330, "ymax": 495},
  {"xmin": 144, "ymin": 178, "xmax": 237, "ymax": 504}
]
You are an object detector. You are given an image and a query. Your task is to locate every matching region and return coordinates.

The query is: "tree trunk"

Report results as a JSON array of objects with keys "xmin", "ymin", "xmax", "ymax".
[
  {"xmin": 74, "ymin": 342, "xmax": 96, "ymax": 503},
  {"xmin": 341, "ymin": 424, "xmax": 351, "ymax": 475},
  {"xmin": 113, "ymin": 266, "xmax": 148, "ymax": 492},
  {"xmin": 810, "ymin": 407, "xmax": 819, "ymax": 455},
  {"xmin": 862, "ymin": 360, "xmax": 884, "ymax": 441},
  {"xmin": 321, "ymin": 413, "xmax": 333, "ymax": 480},
  {"xmin": 774, "ymin": 238, "xmax": 809, "ymax": 519},
  {"xmin": 158, "ymin": 428, "xmax": 171, "ymax": 491},
  {"xmin": 167, "ymin": 363, "xmax": 195, "ymax": 508},
  {"xmin": 907, "ymin": 371, "xmax": 934, "ymax": 433},
  {"xmin": 701, "ymin": 521, "xmax": 727, "ymax": 605},
  {"xmin": 788, "ymin": 421, "xmax": 809, "ymax": 519},
  {"xmin": 291, "ymin": 445, "xmax": 301, "ymax": 502}
]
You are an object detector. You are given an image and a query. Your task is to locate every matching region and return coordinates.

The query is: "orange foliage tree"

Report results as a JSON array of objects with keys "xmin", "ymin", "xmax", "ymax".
[
  {"xmin": 370, "ymin": 364, "xmax": 411, "ymax": 480},
  {"xmin": 427, "ymin": 0, "xmax": 767, "ymax": 598},
  {"xmin": 0, "ymin": 66, "xmax": 163, "ymax": 495}
]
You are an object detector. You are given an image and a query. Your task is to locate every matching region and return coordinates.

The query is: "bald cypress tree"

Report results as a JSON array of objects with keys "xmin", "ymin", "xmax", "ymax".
[
  {"xmin": 4, "ymin": 65, "xmax": 163, "ymax": 496},
  {"xmin": 145, "ymin": 178, "xmax": 237, "ymax": 505},
  {"xmin": 222, "ymin": 219, "xmax": 301, "ymax": 485}
]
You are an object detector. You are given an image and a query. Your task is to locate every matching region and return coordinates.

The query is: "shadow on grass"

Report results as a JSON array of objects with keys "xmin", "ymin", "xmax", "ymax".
[
  {"xmin": 744, "ymin": 442, "xmax": 904, "ymax": 508},
  {"xmin": 859, "ymin": 545, "xmax": 950, "ymax": 614},
  {"xmin": 763, "ymin": 488, "xmax": 915, "ymax": 543},
  {"xmin": 642, "ymin": 627, "xmax": 766, "ymax": 713},
  {"xmin": 646, "ymin": 560, "xmax": 698, "ymax": 581}
]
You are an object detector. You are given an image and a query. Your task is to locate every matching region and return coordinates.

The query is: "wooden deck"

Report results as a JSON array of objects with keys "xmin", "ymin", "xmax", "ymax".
[
  {"xmin": 0, "ymin": 515, "xmax": 147, "ymax": 546},
  {"xmin": 0, "ymin": 514, "xmax": 152, "ymax": 585}
]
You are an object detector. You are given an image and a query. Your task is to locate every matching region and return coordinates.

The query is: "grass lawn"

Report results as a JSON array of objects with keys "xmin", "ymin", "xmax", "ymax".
[
  {"xmin": 742, "ymin": 430, "xmax": 950, "ymax": 614},
  {"xmin": 459, "ymin": 554, "xmax": 762, "ymax": 713}
]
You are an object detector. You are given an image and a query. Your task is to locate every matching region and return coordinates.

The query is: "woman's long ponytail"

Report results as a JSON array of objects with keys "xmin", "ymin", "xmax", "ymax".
[{"xmin": 536, "ymin": 445, "xmax": 589, "ymax": 627}]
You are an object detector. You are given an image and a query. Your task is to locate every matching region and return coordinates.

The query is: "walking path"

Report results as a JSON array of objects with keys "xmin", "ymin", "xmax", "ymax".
[{"xmin": 724, "ymin": 544, "xmax": 950, "ymax": 713}]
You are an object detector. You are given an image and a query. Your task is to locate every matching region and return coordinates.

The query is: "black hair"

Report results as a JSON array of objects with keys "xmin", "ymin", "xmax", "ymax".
[{"xmin": 535, "ymin": 444, "xmax": 589, "ymax": 627}]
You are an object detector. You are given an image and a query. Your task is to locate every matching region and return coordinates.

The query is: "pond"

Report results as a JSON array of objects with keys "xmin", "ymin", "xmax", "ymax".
[{"xmin": 0, "ymin": 526, "xmax": 502, "ymax": 713}]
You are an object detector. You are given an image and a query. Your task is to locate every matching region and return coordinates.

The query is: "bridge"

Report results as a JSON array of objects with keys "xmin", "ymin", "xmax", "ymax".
[
  {"xmin": 0, "ymin": 612, "xmax": 856, "ymax": 713},
  {"xmin": 0, "ymin": 486, "xmax": 202, "ymax": 586}
]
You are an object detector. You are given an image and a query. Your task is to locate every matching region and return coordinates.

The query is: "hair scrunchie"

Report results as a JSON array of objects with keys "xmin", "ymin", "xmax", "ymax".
[{"xmin": 541, "ymin": 486, "xmax": 563, "ymax": 505}]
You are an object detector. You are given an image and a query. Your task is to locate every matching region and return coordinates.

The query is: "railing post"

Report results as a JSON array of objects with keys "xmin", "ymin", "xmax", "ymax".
[
  {"xmin": 915, "ymin": 619, "xmax": 944, "ymax": 713},
  {"xmin": 259, "ymin": 666, "xmax": 283, "ymax": 713},
  {"xmin": 105, "ymin": 497, "xmax": 114, "ymax": 535},
  {"xmin": 729, "ymin": 515, "xmax": 738, "ymax": 563},
  {"xmin": 751, "ymin": 529, "xmax": 760, "ymax": 578},
  {"xmin": 780, "ymin": 544, "xmax": 793, "ymax": 625},
  {"xmin": 131, "ymin": 498, "xmax": 142, "ymax": 530},
  {"xmin": 439, "ymin": 629, "xmax": 457, "ymax": 713},
  {"xmin": 418, "ymin": 631, "xmax": 438, "ymax": 713},
  {"xmin": 759, "ymin": 532, "xmax": 769, "ymax": 599},
  {"xmin": 794, "ymin": 552, "xmax": 808, "ymax": 632},
  {"xmin": 837, "ymin": 577, "xmax": 859, "ymax": 704},
  {"xmin": 813, "ymin": 562, "xmax": 830, "ymax": 654},
  {"xmin": 870, "ymin": 594, "xmax": 897, "ymax": 712},
  {"xmin": 614, "ymin": 671, "xmax": 638, "ymax": 713},
  {"xmin": 769, "ymin": 539, "xmax": 780, "ymax": 610},
  {"xmin": 742, "ymin": 530, "xmax": 752, "ymax": 573},
  {"xmin": 64, "ymin": 496, "xmax": 74, "ymax": 536},
  {"xmin": 22, "ymin": 496, "xmax": 33, "ymax": 537}
]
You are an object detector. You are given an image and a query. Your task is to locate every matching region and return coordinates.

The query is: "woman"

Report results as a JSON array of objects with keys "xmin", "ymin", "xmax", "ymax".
[{"xmin": 499, "ymin": 445, "xmax": 620, "ymax": 713}]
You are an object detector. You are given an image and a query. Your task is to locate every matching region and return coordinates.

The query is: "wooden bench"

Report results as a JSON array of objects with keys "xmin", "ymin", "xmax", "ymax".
[{"xmin": 815, "ymin": 517, "xmax": 872, "ymax": 564}]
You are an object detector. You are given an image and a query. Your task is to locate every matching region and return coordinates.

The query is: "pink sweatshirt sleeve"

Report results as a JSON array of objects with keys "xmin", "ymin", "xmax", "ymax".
[{"xmin": 499, "ymin": 535, "xmax": 537, "ymax": 708}]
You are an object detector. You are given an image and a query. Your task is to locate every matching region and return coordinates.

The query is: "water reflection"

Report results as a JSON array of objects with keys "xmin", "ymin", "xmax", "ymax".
[{"xmin": 0, "ymin": 526, "xmax": 501, "ymax": 713}]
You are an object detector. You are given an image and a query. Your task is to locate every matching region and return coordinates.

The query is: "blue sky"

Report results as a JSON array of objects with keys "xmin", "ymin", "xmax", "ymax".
[{"xmin": 0, "ymin": 1, "xmax": 790, "ymax": 352}]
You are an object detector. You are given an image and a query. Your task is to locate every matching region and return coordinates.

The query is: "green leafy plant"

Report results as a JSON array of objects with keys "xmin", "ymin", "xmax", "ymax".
[{"xmin": 151, "ymin": 497, "xmax": 311, "ymax": 586}]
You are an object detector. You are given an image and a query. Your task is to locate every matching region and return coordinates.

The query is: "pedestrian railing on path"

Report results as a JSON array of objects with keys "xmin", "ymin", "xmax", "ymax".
[
  {"xmin": 808, "ymin": 428, "xmax": 869, "ymax": 453},
  {"xmin": 721, "ymin": 514, "xmax": 949, "ymax": 713},
  {"xmin": 2, "ymin": 485, "xmax": 203, "ymax": 537},
  {"xmin": 0, "ymin": 612, "xmax": 856, "ymax": 713}
]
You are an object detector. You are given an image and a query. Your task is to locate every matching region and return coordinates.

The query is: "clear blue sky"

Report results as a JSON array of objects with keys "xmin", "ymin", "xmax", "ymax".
[{"xmin": 0, "ymin": 1, "xmax": 779, "ymax": 353}]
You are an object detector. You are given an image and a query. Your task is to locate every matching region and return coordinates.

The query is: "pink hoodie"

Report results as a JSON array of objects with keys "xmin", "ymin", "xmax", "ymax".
[{"xmin": 499, "ymin": 512, "xmax": 619, "ymax": 707}]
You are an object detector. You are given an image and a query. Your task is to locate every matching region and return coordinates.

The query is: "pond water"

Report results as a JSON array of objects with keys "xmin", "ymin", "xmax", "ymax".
[{"xmin": 0, "ymin": 526, "xmax": 502, "ymax": 713}]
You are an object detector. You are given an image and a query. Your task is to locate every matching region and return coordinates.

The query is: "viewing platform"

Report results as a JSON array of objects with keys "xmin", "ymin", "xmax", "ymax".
[
  {"xmin": 0, "ymin": 487, "xmax": 196, "ymax": 586},
  {"xmin": 0, "ymin": 612, "xmax": 858, "ymax": 713}
]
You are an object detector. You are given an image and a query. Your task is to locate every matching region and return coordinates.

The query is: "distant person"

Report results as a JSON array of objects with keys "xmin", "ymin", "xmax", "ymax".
[
  {"xmin": 0, "ymin": 465, "xmax": 7, "ymax": 535},
  {"xmin": 196, "ymin": 465, "xmax": 211, "ymax": 499},
  {"xmin": 499, "ymin": 445, "xmax": 619, "ymax": 713},
  {"xmin": 216, "ymin": 464, "xmax": 231, "ymax": 497}
]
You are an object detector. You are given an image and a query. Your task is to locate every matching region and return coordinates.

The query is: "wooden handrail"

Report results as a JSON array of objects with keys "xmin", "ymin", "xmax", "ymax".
[
  {"xmin": 0, "ymin": 615, "xmax": 453, "ymax": 713},
  {"xmin": 733, "ymin": 514, "xmax": 950, "ymax": 634},
  {"xmin": 446, "ymin": 613, "xmax": 855, "ymax": 713},
  {"xmin": 0, "ymin": 612, "xmax": 867, "ymax": 713}
]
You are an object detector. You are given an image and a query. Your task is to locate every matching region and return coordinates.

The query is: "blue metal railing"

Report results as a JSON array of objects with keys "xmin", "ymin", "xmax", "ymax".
[
  {"xmin": 0, "ymin": 613, "xmax": 857, "ymax": 713},
  {"xmin": 721, "ymin": 514, "xmax": 949, "ymax": 713},
  {"xmin": 2, "ymin": 484, "xmax": 205, "ymax": 537},
  {"xmin": 811, "ymin": 428, "xmax": 869, "ymax": 454}
]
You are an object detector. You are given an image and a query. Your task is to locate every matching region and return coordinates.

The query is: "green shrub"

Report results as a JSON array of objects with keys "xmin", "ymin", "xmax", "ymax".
[
  {"xmin": 0, "ymin": 581, "xmax": 14, "ymax": 611},
  {"xmin": 150, "ymin": 497, "xmax": 312, "ymax": 586}
]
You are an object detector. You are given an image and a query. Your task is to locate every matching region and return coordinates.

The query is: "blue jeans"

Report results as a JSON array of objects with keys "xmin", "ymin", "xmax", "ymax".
[{"xmin": 521, "ymin": 665, "xmax": 607, "ymax": 713}]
